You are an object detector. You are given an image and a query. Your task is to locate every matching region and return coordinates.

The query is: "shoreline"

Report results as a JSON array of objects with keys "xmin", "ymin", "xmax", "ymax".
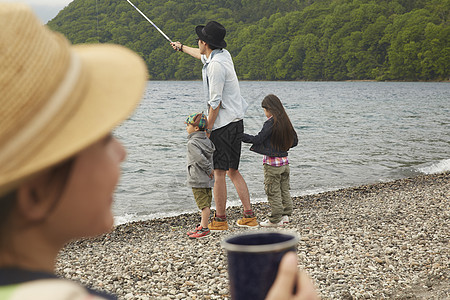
[{"xmin": 56, "ymin": 172, "xmax": 449, "ymax": 299}]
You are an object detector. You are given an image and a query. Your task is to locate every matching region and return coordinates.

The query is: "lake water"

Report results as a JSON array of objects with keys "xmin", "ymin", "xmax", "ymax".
[{"xmin": 113, "ymin": 81, "xmax": 450, "ymax": 224}]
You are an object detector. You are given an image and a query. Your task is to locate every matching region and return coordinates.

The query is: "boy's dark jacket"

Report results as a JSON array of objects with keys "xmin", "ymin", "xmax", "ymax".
[{"xmin": 242, "ymin": 117, "xmax": 298, "ymax": 157}]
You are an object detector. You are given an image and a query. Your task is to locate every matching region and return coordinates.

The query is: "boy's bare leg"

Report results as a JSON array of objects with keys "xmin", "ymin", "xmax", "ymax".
[{"xmin": 201, "ymin": 207, "xmax": 210, "ymax": 228}]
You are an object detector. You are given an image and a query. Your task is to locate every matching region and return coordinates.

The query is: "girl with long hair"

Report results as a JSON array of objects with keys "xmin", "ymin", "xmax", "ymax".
[{"xmin": 243, "ymin": 94, "xmax": 298, "ymax": 227}]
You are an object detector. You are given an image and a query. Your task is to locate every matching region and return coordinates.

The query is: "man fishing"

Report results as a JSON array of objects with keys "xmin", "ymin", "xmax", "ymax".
[{"xmin": 171, "ymin": 21, "xmax": 257, "ymax": 230}]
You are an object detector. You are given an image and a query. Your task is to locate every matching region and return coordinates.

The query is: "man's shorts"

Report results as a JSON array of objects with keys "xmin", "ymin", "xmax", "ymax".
[
  {"xmin": 192, "ymin": 187, "xmax": 212, "ymax": 210},
  {"xmin": 209, "ymin": 120, "xmax": 243, "ymax": 171}
]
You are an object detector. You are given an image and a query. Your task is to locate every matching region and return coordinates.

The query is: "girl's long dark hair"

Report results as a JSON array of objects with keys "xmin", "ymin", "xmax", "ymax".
[{"xmin": 261, "ymin": 94, "xmax": 295, "ymax": 151}]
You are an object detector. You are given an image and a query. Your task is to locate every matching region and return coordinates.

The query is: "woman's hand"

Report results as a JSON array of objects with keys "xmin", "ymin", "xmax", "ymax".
[{"xmin": 266, "ymin": 252, "xmax": 319, "ymax": 300}]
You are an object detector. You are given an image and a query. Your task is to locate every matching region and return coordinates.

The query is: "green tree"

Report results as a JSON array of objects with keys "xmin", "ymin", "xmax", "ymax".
[
  {"xmin": 47, "ymin": 0, "xmax": 449, "ymax": 81},
  {"xmin": 386, "ymin": 9, "xmax": 436, "ymax": 80}
]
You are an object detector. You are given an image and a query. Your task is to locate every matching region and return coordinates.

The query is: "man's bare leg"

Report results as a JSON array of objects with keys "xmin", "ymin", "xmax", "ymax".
[
  {"xmin": 227, "ymin": 168, "xmax": 251, "ymax": 211},
  {"xmin": 213, "ymin": 169, "xmax": 227, "ymax": 216}
]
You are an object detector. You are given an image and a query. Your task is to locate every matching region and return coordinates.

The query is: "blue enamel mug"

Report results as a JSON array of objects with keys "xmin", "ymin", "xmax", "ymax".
[{"xmin": 221, "ymin": 231, "xmax": 299, "ymax": 300}]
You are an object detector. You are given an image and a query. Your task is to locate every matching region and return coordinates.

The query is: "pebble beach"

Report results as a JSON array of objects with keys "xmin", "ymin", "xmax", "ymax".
[{"xmin": 56, "ymin": 172, "xmax": 449, "ymax": 299}]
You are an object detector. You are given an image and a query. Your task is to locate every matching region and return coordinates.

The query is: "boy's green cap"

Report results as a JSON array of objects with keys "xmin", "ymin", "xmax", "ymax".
[{"xmin": 185, "ymin": 112, "xmax": 207, "ymax": 130}]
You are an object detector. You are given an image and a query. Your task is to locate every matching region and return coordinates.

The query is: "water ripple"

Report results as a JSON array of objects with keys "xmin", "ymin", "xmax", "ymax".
[{"xmin": 113, "ymin": 81, "xmax": 450, "ymax": 223}]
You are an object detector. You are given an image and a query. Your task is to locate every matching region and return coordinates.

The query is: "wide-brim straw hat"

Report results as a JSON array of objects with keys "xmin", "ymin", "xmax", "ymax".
[{"xmin": 0, "ymin": 4, "xmax": 148, "ymax": 196}]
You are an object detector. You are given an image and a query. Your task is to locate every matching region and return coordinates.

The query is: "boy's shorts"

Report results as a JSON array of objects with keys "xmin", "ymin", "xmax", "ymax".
[
  {"xmin": 209, "ymin": 120, "xmax": 243, "ymax": 170},
  {"xmin": 192, "ymin": 187, "xmax": 212, "ymax": 210}
]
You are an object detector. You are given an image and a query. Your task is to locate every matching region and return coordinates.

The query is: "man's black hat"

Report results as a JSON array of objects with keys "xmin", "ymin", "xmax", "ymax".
[{"xmin": 195, "ymin": 21, "xmax": 227, "ymax": 48}]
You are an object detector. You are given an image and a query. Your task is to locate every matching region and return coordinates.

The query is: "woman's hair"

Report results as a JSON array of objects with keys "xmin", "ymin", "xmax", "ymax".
[
  {"xmin": 0, "ymin": 158, "xmax": 74, "ymax": 251},
  {"xmin": 261, "ymin": 94, "xmax": 295, "ymax": 151},
  {"xmin": 0, "ymin": 190, "xmax": 17, "ymax": 251}
]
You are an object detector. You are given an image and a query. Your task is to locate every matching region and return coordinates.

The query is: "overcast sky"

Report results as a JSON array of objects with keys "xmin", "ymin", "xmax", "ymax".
[{"xmin": 5, "ymin": 0, "xmax": 73, "ymax": 23}]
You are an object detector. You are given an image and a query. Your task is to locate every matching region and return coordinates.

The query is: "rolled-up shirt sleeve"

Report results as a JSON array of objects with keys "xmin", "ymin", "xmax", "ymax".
[{"xmin": 207, "ymin": 61, "xmax": 226, "ymax": 110}]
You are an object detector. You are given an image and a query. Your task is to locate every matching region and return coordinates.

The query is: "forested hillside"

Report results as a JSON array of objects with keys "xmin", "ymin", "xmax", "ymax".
[{"xmin": 48, "ymin": 0, "xmax": 449, "ymax": 81}]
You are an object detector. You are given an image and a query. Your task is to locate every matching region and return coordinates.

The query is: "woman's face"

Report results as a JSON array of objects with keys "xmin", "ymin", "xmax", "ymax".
[{"xmin": 46, "ymin": 135, "xmax": 126, "ymax": 242}]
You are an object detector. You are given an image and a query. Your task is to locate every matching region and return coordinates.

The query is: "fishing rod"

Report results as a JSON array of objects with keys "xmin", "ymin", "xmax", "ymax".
[{"xmin": 126, "ymin": 0, "xmax": 173, "ymax": 43}]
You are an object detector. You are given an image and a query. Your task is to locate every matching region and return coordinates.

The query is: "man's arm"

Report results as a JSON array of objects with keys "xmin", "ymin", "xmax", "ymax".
[
  {"xmin": 207, "ymin": 104, "xmax": 220, "ymax": 135},
  {"xmin": 171, "ymin": 42, "xmax": 201, "ymax": 60}
]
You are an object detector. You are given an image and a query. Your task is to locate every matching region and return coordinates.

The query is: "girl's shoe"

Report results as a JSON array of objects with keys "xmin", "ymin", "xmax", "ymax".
[
  {"xmin": 260, "ymin": 219, "xmax": 285, "ymax": 227},
  {"xmin": 281, "ymin": 215, "xmax": 290, "ymax": 224}
]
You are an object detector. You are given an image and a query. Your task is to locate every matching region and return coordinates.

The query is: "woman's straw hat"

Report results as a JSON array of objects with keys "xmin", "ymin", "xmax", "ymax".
[{"xmin": 0, "ymin": 4, "xmax": 148, "ymax": 196}]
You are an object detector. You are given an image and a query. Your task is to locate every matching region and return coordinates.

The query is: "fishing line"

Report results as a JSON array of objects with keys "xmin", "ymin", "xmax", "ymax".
[{"xmin": 126, "ymin": 0, "xmax": 173, "ymax": 43}]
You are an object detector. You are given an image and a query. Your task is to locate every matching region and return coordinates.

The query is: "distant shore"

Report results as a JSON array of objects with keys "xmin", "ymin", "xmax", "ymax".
[{"xmin": 56, "ymin": 172, "xmax": 449, "ymax": 299}]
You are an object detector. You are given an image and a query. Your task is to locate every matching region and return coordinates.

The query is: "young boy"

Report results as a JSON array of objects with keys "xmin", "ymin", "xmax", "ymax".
[{"xmin": 185, "ymin": 112, "xmax": 215, "ymax": 238}]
